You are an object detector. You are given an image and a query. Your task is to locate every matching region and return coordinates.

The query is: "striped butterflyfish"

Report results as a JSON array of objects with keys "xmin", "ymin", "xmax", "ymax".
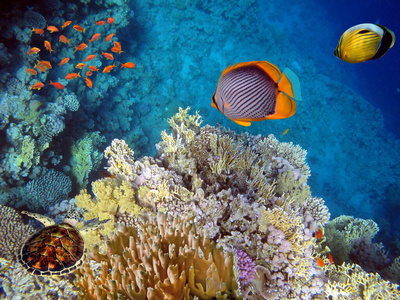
[
  {"xmin": 334, "ymin": 23, "xmax": 395, "ymax": 63},
  {"xmin": 211, "ymin": 61, "xmax": 302, "ymax": 127}
]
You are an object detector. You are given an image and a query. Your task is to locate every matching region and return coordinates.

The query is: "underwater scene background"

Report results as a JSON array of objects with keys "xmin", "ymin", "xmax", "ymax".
[{"xmin": 0, "ymin": 0, "xmax": 399, "ymax": 298}]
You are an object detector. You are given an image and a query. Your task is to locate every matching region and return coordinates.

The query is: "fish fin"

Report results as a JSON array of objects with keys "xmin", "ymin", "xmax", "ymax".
[
  {"xmin": 267, "ymin": 92, "xmax": 296, "ymax": 119},
  {"xmin": 281, "ymin": 68, "xmax": 302, "ymax": 101},
  {"xmin": 211, "ymin": 101, "xmax": 218, "ymax": 109},
  {"xmin": 233, "ymin": 119, "xmax": 251, "ymax": 127},
  {"xmin": 255, "ymin": 61, "xmax": 282, "ymax": 83}
]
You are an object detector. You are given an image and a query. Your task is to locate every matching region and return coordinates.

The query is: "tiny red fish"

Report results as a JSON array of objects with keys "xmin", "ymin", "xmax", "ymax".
[
  {"xmin": 31, "ymin": 28, "xmax": 44, "ymax": 35},
  {"xmin": 120, "ymin": 62, "xmax": 136, "ymax": 69},
  {"xmin": 47, "ymin": 25, "xmax": 59, "ymax": 33},
  {"xmin": 316, "ymin": 258, "xmax": 324, "ymax": 268},
  {"xmin": 328, "ymin": 253, "xmax": 333, "ymax": 265},
  {"xmin": 75, "ymin": 63, "xmax": 87, "ymax": 69},
  {"xmin": 29, "ymin": 82, "xmax": 45, "ymax": 90},
  {"xmin": 89, "ymin": 66, "xmax": 99, "ymax": 72},
  {"xmin": 58, "ymin": 57, "xmax": 70, "ymax": 67},
  {"xmin": 73, "ymin": 24, "xmax": 85, "ymax": 33},
  {"xmin": 101, "ymin": 52, "xmax": 114, "ymax": 60},
  {"xmin": 44, "ymin": 40, "xmax": 54, "ymax": 53},
  {"xmin": 34, "ymin": 64, "xmax": 47, "ymax": 73},
  {"xmin": 59, "ymin": 35, "xmax": 71, "ymax": 44},
  {"xmin": 62, "ymin": 21, "xmax": 71, "ymax": 29},
  {"xmin": 88, "ymin": 33, "xmax": 101, "ymax": 44},
  {"xmin": 95, "ymin": 20, "xmax": 106, "ymax": 25},
  {"xmin": 65, "ymin": 72, "xmax": 81, "ymax": 80},
  {"xmin": 83, "ymin": 54, "xmax": 96, "ymax": 62},
  {"xmin": 37, "ymin": 60, "xmax": 52, "ymax": 69},
  {"xmin": 86, "ymin": 71, "xmax": 93, "ymax": 77},
  {"xmin": 107, "ymin": 17, "xmax": 115, "ymax": 24},
  {"xmin": 102, "ymin": 63, "xmax": 116, "ymax": 73},
  {"xmin": 315, "ymin": 228, "xmax": 323, "ymax": 240},
  {"xmin": 49, "ymin": 80, "xmax": 65, "ymax": 89},
  {"xmin": 74, "ymin": 43, "xmax": 88, "ymax": 52},
  {"xmin": 25, "ymin": 68, "xmax": 37, "ymax": 75},
  {"xmin": 85, "ymin": 77, "xmax": 93, "ymax": 88},
  {"xmin": 27, "ymin": 47, "xmax": 40, "ymax": 55},
  {"xmin": 105, "ymin": 32, "xmax": 115, "ymax": 42}
]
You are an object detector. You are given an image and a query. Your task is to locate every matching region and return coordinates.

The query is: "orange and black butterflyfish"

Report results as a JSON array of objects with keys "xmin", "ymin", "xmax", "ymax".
[{"xmin": 211, "ymin": 61, "xmax": 302, "ymax": 126}]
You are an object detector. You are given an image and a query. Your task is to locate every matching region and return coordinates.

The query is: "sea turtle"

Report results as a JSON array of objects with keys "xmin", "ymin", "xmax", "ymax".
[{"xmin": 17, "ymin": 209, "xmax": 110, "ymax": 276}]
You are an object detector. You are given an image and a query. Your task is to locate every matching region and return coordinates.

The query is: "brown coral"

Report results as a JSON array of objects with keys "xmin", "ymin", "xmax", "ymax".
[{"xmin": 75, "ymin": 212, "xmax": 241, "ymax": 300}]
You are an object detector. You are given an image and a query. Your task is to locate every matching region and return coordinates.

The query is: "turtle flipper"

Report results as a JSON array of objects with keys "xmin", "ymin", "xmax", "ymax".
[
  {"xmin": 21, "ymin": 211, "xmax": 55, "ymax": 226},
  {"xmin": 80, "ymin": 219, "xmax": 111, "ymax": 235}
]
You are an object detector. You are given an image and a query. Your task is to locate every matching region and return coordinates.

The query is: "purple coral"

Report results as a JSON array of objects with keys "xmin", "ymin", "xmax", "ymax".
[{"xmin": 236, "ymin": 249, "xmax": 256, "ymax": 285}]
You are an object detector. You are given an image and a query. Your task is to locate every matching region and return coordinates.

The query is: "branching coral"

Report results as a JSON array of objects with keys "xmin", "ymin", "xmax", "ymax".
[
  {"xmin": 323, "ymin": 262, "xmax": 400, "ymax": 299},
  {"xmin": 75, "ymin": 212, "xmax": 242, "ymax": 300}
]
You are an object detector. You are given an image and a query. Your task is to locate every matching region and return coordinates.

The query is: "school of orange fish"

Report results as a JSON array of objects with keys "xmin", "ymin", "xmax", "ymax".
[{"xmin": 26, "ymin": 17, "xmax": 136, "ymax": 91}]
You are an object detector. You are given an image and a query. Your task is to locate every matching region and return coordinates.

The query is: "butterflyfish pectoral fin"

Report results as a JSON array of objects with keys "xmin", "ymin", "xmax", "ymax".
[
  {"xmin": 267, "ymin": 92, "xmax": 296, "ymax": 119},
  {"xmin": 233, "ymin": 119, "xmax": 252, "ymax": 126}
]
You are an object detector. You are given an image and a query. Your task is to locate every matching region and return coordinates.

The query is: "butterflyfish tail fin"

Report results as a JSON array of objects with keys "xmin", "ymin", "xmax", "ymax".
[{"xmin": 280, "ymin": 68, "xmax": 302, "ymax": 101}]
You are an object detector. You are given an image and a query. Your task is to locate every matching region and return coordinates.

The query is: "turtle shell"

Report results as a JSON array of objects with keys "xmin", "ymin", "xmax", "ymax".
[{"xmin": 17, "ymin": 223, "xmax": 86, "ymax": 276}]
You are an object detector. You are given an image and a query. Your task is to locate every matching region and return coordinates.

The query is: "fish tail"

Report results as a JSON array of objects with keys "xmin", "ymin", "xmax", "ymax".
[{"xmin": 280, "ymin": 68, "xmax": 302, "ymax": 101}]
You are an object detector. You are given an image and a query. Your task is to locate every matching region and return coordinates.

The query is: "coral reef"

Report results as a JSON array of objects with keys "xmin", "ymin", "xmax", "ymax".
[
  {"xmin": 75, "ymin": 212, "xmax": 241, "ymax": 300},
  {"xmin": 75, "ymin": 108, "xmax": 330, "ymax": 299}
]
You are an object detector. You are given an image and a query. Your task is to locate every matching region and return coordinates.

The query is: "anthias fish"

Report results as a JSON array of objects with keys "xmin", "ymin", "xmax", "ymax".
[
  {"xmin": 334, "ymin": 23, "xmax": 395, "ymax": 63},
  {"xmin": 212, "ymin": 61, "xmax": 301, "ymax": 126}
]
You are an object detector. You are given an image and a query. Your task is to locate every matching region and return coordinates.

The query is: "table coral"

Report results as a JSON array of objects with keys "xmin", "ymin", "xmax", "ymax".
[{"xmin": 75, "ymin": 212, "xmax": 242, "ymax": 299}]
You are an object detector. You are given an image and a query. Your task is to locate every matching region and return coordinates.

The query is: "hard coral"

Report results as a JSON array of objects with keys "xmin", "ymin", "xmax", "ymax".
[
  {"xmin": 0, "ymin": 205, "xmax": 34, "ymax": 261},
  {"xmin": 75, "ymin": 212, "xmax": 242, "ymax": 300}
]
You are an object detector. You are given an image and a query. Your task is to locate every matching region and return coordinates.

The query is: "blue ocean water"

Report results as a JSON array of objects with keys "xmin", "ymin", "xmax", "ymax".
[{"xmin": 0, "ymin": 0, "xmax": 400, "ymax": 274}]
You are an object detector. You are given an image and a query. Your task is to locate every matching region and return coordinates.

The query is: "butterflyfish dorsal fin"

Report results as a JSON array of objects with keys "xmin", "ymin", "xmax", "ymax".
[{"xmin": 280, "ymin": 68, "xmax": 302, "ymax": 101}]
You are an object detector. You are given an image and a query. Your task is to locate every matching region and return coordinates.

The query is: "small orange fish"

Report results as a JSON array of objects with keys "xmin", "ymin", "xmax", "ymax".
[
  {"xmin": 101, "ymin": 52, "xmax": 114, "ymax": 60},
  {"xmin": 31, "ymin": 28, "xmax": 44, "ymax": 35},
  {"xmin": 29, "ymin": 82, "xmax": 45, "ymax": 90},
  {"xmin": 62, "ymin": 21, "xmax": 71, "ymax": 29},
  {"xmin": 83, "ymin": 54, "xmax": 96, "ymax": 62},
  {"xmin": 120, "ymin": 62, "xmax": 136, "ymax": 69},
  {"xmin": 102, "ymin": 63, "xmax": 116, "ymax": 73},
  {"xmin": 37, "ymin": 60, "xmax": 52, "ymax": 69},
  {"xmin": 47, "ymin": 25, "xmax": 59, "ymax": 33},
  {"xmin": 111, "ymin": 46, "xmax": 124, "ymax": 54},
  {"xmin": 89, "ymin": 66, "xmax": 99, "ymax": 72},
  {"xmin": 88, "ymin": 33, "xmax": 101, "ymax": 44},
  {"xmin": 75, "ymin": 63, "xmax": 87, "ymax": 69},
  {"xmin": 27, "ymin": 47, "xmax": 40, "ymax": 55},
  {"xmin": 65, "ymin": 72, "xmax": 81, "ymax": 80},
  {"xmin": 316, "ymin": 258, "xmax": 324, "ymax": 268},
  {"xmin": 105, "ymin": 32, "xmax": 114, "ymax": 42},
  {"xmin": 74, "ymin": 43, "xmax": 88, "ymax": 52},
  {"xmin": 44, "ymin": 40, "xmax": 54, "ymax": 54},
  {"xmin": 95, "ymin": 20, "xmax": 106, "ymax": 25},
  {"xmin": 59, "ymin": 35, "xmax": 71, "ymax": 44},
  {"xmin": 282, "ymin": 129, "xmax": 289, "ymax": 135},
  {"xmin": 25, "ymin": 68, "xmax": 37, "ymax": 75},
  {"xmin": 34, "ymin": 64, "xmax": 47, "ymax": 73},
  {"xmin": 86, "ymin": 71, "xmax": 93, "ymax": 77},
  {"xmin": 49, "ymin": 80, "xmax": 65, "ymax": 89},
  {"xmin": 107, "ymin": 17, "xmax": 115, "ymax": 24},
  {"xmin": 58, "ymin": 57, "xmax": 70, "ymax": 67},
  {"xmin": 315, "ymin": 228, "xmax": 323, "ymax": 240},
  {"xmin": 85, "ymin": 77, "xmax": 93, "ymax": 88},
  {"xmin": 73, "ymin": 24, "xmax": 85, "ymax": 33},
  {"xmin": 328, "ymin": 253, "xmax": 333, "ymax": 265}
]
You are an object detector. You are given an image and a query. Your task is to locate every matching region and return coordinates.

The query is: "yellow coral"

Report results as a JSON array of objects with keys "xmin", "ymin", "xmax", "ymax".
[
  {"xmin": 75, "ymin": 178, "xmax": 144, "ymax": 251},
  {"xmin": 15, "ymin": 135, "xmax": 36, "ymax": 169},
  {"xmin": 75, "ymin": 213, "xmax": 241, "ymax": 300}
]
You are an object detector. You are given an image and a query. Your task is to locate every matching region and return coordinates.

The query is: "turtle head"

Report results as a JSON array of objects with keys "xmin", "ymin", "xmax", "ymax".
[{"xmin": 64, "ymin": 209, "xmax": 80, "ymax": 227}]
